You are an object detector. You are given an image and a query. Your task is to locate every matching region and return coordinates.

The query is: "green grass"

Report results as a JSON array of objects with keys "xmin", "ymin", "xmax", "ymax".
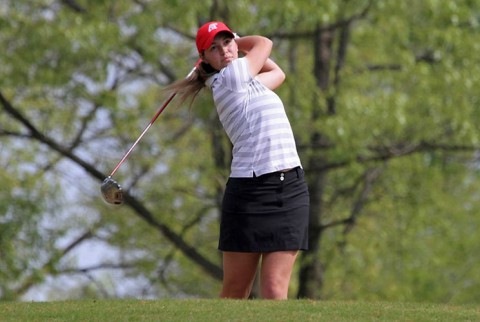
[{"xmin": 0, "ymin": 299, "xmax": 478, "ymax": 321}]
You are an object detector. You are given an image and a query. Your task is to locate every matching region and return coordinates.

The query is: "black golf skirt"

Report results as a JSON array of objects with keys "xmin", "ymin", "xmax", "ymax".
[{"xmin": 219, "ymin": 167, "xmax": 309, "ymax": 252}]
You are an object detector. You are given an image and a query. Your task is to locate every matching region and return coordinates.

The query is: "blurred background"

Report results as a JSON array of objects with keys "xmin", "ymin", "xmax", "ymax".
[{"xmin": 1, "ymin": 0, "xmax": 479, "ymax": 302}]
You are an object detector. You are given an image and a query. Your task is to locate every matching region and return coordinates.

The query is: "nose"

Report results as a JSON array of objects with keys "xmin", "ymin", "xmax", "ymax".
[{"xmin": 219, "ymin": 45, "xmax": 228, "ymax": 55}]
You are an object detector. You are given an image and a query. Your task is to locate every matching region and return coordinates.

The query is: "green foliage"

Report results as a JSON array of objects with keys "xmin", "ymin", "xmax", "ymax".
[
  {"xmin": 0, "ymin": 150, "xmax": 63, "ymax": 300},
  {"xmin": 323, "ymin": 154, "xmax": 480, "ymax": 303}
]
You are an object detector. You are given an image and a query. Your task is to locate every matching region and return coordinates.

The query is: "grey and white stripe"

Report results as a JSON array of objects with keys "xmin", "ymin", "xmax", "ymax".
[{"xmin": 206, "ymin": 58, "xmax": 301, "ymax": 177}]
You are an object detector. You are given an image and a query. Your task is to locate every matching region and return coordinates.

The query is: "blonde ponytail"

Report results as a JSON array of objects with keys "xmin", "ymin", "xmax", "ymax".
[{"xmin": 165, "ymin": 62, "xmax": 218, "ymax": 108}]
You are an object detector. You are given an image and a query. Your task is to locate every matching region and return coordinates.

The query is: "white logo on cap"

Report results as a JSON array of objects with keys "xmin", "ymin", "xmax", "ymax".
[{"xmin": 208, "ymin": 22, "xmax": 218, "ymax": 33}]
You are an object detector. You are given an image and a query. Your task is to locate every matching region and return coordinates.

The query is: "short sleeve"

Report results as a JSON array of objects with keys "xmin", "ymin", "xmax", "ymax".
[{"xmin": 218, "ymin": 58, "xmax": 252, "ymax": 92}]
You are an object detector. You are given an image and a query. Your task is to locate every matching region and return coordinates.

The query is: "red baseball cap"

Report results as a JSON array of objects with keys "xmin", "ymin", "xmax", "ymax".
[{"xmin": 196, "ymin": 21, "xmax": 234, "ymax": 54}]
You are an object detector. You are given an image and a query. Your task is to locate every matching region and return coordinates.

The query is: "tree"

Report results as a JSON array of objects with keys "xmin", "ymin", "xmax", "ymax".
[{"xmin": 1, "ymin": 0, "xmax": 479, "ymax": 302}]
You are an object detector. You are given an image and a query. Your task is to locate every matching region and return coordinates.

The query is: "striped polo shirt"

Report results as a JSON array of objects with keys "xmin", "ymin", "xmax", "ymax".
[{"xmin": 206, "ymin": 57, "xmax": 301, "ymax": 177}]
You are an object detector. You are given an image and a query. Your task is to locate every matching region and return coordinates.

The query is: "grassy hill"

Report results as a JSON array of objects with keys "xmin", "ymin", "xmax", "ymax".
[{"xmin": 1, "ymin": 299, "xmax": 479, "ymax": 321}]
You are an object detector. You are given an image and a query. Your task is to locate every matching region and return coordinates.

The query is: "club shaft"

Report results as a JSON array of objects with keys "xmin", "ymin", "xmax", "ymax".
[
  {"xmin": 109, "ymin": 92, "xmax": 176, "ymax": 177},
  {"xmin": 109, "ymin": 60, "xmax": 200, "ymax": 177}
]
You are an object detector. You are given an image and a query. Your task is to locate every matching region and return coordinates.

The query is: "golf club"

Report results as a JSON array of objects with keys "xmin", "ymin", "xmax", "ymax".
[{"xmin": 101, "ymin": 60, "xmax": 201, "ymax": 205}]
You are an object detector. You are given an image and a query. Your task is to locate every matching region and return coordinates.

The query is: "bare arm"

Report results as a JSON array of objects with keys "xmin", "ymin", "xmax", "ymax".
[
  {"xmin": 234, "ymin": 36, "xmax": 272, "ymax": 77},
  {"xmin": 255, "ymin": 58, "xmax": 286, "ymax": 90},
  {"xmin": 235, "ymin": 36, "xmax": 284, "ymax": 90}
]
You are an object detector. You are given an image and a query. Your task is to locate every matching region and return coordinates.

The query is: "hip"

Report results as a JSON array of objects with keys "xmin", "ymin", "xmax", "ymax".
[{"xmin": 222, "ymin": 167, "xmax": 309, "ymax": 214}]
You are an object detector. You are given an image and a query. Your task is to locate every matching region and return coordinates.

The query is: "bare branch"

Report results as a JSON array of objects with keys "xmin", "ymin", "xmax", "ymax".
[
  {"xmin": 0, "ymin": 90, "xmax": 106, "ymax": 180},
  {"xmin": 310, "ymin": 141, "xmax": 480, "ymax": 172},
  {"xmin": 0, "ymin": 129, "xmax": 30, "ymax": 138},
  {"xmin": 320, "ymin": 167, "xmax": 382, "ymax": 232},
  {"xmin": 0, "ymin": 90, "xmax": 223, "ymax": 283},
  {"xmin": 60, "ymin": 0, "xmax": 87, "ymax": 14},
  {"xmin": 68, "ymin": 102, "xmax": 102, "ymax": 150},
  {"xmin": 343, "ymin": 167, "xmax": 382, "ymax": 234},
  {"xmin": 59, "ymin": 263, "xmax": 136, "ymax": 274},
  {"xmin": 271, "ymin": 0, "xmax": 372, "ymax": 39},
  {"xmin": 14, "ymin": 229, "xmax": 95, "ymax": 296}
]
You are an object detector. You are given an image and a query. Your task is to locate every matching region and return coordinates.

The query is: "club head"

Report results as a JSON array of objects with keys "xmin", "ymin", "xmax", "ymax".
[{"xmin": 101, "ymin": 176, "xmax": 123, "ymax": 205}]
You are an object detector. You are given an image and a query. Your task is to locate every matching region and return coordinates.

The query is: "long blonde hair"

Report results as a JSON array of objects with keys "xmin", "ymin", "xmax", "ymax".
[{"xmin": 165, "ymin": 61, "xmax": 218, "ymax": 108}]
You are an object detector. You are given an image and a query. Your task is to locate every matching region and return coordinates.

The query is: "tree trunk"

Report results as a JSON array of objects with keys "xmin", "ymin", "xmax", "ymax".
[
  {"xmin": 297, "ymin": 25, "xmax": 334, "ymax": 299},
  {"xmin": 297, "ymin": 165, "xmax": 326, "ymax": 298}
]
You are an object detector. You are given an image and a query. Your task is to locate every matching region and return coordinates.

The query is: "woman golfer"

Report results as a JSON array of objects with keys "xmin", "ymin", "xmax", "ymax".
[{"xmin": 168, "ymin": 21, "xmax": 309, "ymax": 299}]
